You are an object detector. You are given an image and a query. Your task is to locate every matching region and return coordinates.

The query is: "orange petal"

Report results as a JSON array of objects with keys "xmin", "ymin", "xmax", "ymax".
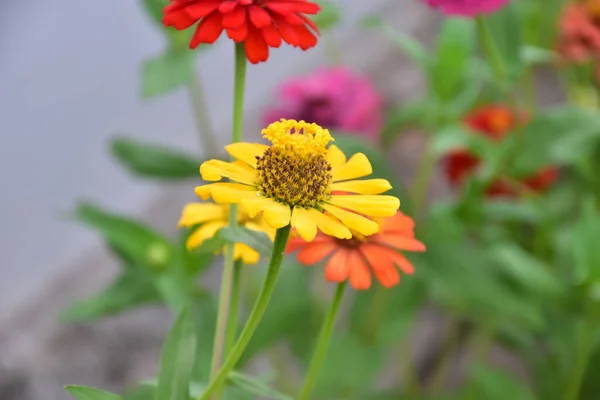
[
  {"xmin": 348, "ymin": 251, "xmax": 372, "ymax": 290},
  {"xmin": 297, "ymin": 241, "xmax": 336, "ymax": 265},
  {"xmin": 375, "ymin": 234, "xmax": 426, "ymax": 252},
  {"xmin": 393, "ymin": 252, "xmax": 416, "ymax": 275},
  {"xmin": 325, "ymin": 249, "xmax": 351, "ymax": 283},
  {"xmin": 359, "ymin": 244, "xmax": 400, "ymax": 288},
  {"xmin": 381, "ymin": 212, "xmax": 416, "ymax": 234}
]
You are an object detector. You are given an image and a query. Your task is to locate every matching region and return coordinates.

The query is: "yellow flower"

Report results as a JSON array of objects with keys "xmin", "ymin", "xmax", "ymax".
[
  {"xmin": 178, "ymin": 202, "xmax": 275, "ymax": 265},
  {"xmin": 195, "ymin": 119, "xmax": 400, "ymax": 242}
]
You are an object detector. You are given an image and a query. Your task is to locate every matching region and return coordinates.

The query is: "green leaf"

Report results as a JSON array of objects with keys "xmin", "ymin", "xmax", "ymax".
[
  {"xmin": 484, "ymin": 3, "xmax": 524, "ymax": 82},
  {"xmin": 430, "ymin": 18, "xmax": 476, "ymax": 101},
  {"xmin": 218, "ymin": 226, "xmax": 273, "ymax": 257},
  {"xmin": 511, "ymin": 106, "xmax": 600, "ymax": 175},
  {"xmin": 141, "ymin": 50, "xmax": 194, "ymax": 98},
  {"xmin": 190, "ymin": 294, "xmax": 218, "ymax": 381},
  {"xmin": 467, "ymin": 364, "xmax": 536, "ymax": 400},
  {"xmin": 522, "ymin": 45, "xmax": 556, "ymax": 66},
  {"xmin": 312, "ymin": 0, "xmax": 341, "ymax": 31},
  {"xmin": 65, "ymin": 386, "xmax": 122, "ymax": 400},
  {"xmin": 61, "ymin": 270, "xmax": 159, "ymax": 322},
  {"xmin": 74, "ymin": 203, "xmax": 173, "ymax": 271},
  {"xmin": 573, "ymin": 199, "xmax": 600, "ymax": 285},
  {"xmin": 481, "ymin": 200, "xmax": 541, "ymax": 224},
  {"xmin": 362, "ymin": 15, "xmax": 430, "ymax": 71},
  {"xmin": 156, "ymin": 307, "xmax": 197, "ymax": 400},
  {"xmin": 110, "ymin": 136, "xmax": 203, "ymax": 179},
  {"xmin": 228, "ymin": 371, "xmax": 294, "ymax": 400},
  {"xmin": 489, "ymin": 243, "xmax": 564, "ymax": 297}
]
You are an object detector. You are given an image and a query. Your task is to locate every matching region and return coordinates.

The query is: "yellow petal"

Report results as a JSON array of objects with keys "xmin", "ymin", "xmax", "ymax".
[
  {"xmin": 305, "ymin": 208, "xmax": 352, "ymax": 239},
  {"xmin": 242, "ymin": 197, "xmax": 291, "ymax": 229},
  {"xmin": 234, "ymin": 243, "xmax": 260, "ymax": 265},
  {"xmin": 225, "ymin": 142, "xmax": 269, "ymax": 168},
  {"xmin": 178, "ymin": 203, "xmax": 226, "ymax": 228},
  {"xmin": 195, "ymin": 183, "xmax": 258, "ymax": 203},
  {"xmin": 332, "ymin": 153, "xmax": 373, "ymax": 182},
  {"xmin": 186, "ymin": 221, "xmax": 227, "ymax": 249},
  {"xmin": 328, "ymin": 195, "xmax": 400, "ymax": 217},
  {"xmin": 200, "ymin": 159, "xmax": 258, "ymax": 185},
  {"xmin": 326, "ymin": 145, "xmax": 347, "ymax": 168},
  {"xmin": 321, "ymin": 204, "xmax": 380, "ymax": 236},
  {"xmin": 331, "ymin": 179, "xmax": 392, "ymax": 195},
  {"xmin": 291, "ymin": 207, "xmax": 318, "ymax": 242}
]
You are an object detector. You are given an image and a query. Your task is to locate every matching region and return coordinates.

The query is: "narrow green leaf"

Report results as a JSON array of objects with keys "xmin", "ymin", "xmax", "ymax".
[
  {"xmin": 228, "ymin": 371, "xmax": 294, "ymax": 400},
  {"xmin": 141, "ymin": 50, "xmax": 194, "ymax": 98},
  {"xmin": 467, "ymin": 364, "xmax": 536, "ymax": 400},
  {"xmin": 381, "ymin": 100, "xmax": 430, "ymax": 145},
  {"xmin": 110, "ymin": 136, "xmax": 203, "ymax": 179},
  {"xmin": 430, "ymin": 18, "xmax": 476, "ymax": 101},
  {"xmin": 156, "ymin": 308, "xmax": 197, "ymax": 400},
  {"xmin": 484, "ymin": 3, "xmax": 524, "ymax": 82},
  {"xmin": 490, "ymin": 243, "xmax": 563, "ymax": 297},
  {"xmin": 219, "ymin": 226, "xmax": 274, "ymax": 257},
  {"xmin": 74, "ymin": 203, "xmax": 173, "ymax": 271},
  {"xmin": 65, "ymin": 386, "xmax": 122, "ymax": 400},
  {"xmin": 362, "ymin": 15, "xmax": 430, "ymax": 71},
  {"xmin": 61, "ymin": 270, "xmax": 159, "ymax": 322},
  {"xmin": 573, "ymin": 199, "xmax": 600, "ymax": 285},
  {"xmin": 312, "ymin": 0, "xmax": 341, "ymax": 31}
]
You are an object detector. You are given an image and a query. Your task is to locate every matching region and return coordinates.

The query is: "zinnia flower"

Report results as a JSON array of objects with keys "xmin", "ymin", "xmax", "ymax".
[
  {"xmin": 287, "ymin": 212, "xmax": 425, "ymax": 290},
  {"xmin": 195, "ymin": 119, "xmax": 400, "ymax": 242},
  {"xmin": 558, "ymin": 3, "xmax": 600, "ymax": 82},
  {"xmin": 444, "ymin": 105, "xmax": 559, "ymax": 197},
  {"xmin": 423, "ymin": 0, "xmax": 510, "ymax": 17},
  {"xmin": 179, "ymin": 202, "xmax": 274, "ymax": 264},
  {"xmin": 162, "ymin": 0, "xmax": 321, "ymax": 64},
  {"xmin": 262, "ymin": 67, "xmax": 383, "ymax": 139}
]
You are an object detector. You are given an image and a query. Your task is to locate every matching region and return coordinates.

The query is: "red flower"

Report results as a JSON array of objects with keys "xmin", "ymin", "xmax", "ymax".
[
  {"xmin": 162, "ymin": 0, "xmax": 321, "ymax": 64},
  {"xmin": 287, "ymin": 212, "xmax": 426, "ymax": 290},
  {"xmin": 444, "ymin": 105, "xmax": 559, "ymax": 197}
]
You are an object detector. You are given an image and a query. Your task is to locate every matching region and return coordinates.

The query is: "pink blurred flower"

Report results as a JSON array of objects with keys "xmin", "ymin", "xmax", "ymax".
[
  {"xmin": 262, "ymin": 67, "xmax": 383, "ymax": 139},
  {"xmin": 423, "ymin": 0, "xmax": 510, "ymax": 17}
]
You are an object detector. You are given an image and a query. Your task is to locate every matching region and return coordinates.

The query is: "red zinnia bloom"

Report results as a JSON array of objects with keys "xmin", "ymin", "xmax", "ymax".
[
  {"xmin": 287, "ymin": 212, "xmax": 426, "ymax": 290},
  {"xmin": 162, "ymin": 0, "xmax": 321, "ymax": 64},
  {"xmin": 444, "ymin": 105, "xmax": 559, "ymax": 197}
]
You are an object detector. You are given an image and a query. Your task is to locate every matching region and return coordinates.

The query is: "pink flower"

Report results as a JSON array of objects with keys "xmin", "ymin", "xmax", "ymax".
[
  {"xmin": 423, "ymin": 0, "xmax": 510, "ymax": 17},
  {"xmin": 262, "ymin": 67, "xmax": 383, "ymax": 140}
]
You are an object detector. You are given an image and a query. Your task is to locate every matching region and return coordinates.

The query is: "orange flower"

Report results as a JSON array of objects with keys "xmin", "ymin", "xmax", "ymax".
[
  {"xmin": 287, "ymin": 212, "xmax": 426, "ymax": 290},
  {"xmin": 162, "ymin": 0, "xmax": 321, "ymax": 64}
]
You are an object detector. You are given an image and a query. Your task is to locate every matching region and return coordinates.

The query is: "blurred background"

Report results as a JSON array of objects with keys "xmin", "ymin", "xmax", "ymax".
[{"xmin": 0, "ymin": 0, "xmax": 436, "ymax": 399}]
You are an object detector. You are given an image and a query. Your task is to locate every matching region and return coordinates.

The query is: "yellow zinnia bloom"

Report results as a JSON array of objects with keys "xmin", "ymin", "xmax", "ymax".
[
  {"xmin": 195, "ymin": 119, "xmax": 400, "ymax": 242},
  {"xmin": 178, "ymin": 202, "xmax": 275, "ymax": 265}
]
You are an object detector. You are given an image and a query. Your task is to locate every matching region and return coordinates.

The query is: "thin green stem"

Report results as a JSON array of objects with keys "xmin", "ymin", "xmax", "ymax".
[
  {"xmin": 475, "ymin": 16, "xmax": 506, "ymax": 83},
  {"xmin": 398, "ymin": 337, "xmax": 422, "ymax": 397},
  {"xmin": 206, "ymin": 43, "xmax": 247, "ymax": 399},
  {"xmin": 409, "ymin": 138, "xmax": 437, "ymax": 215},
  {"xmin": 563, "ymin": 309, "xmax": 599, "ymax": 400},
  {"xmin": 298, "ymin": 282, "xmax": 348, "ymax": 400},
  {"xmin": 224, "ymin": 260, "xmax": 243, "ymax": 357},
  {"xmin": 362, "ymin": 287, "xmax": 390, "ymax": 345},
  {"xmin": 188, "ymin": 71, "xmax": 218, "ymax": 156},
  {"xmin": 198, "ymin": 225, "xmax": 292, "ymax": 400}
]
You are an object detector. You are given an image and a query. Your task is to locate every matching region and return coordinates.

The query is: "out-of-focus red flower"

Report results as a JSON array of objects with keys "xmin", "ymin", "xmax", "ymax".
[
  {"xmin": 558, "ymin": 3, "xmax": 600, "ymax": 81},
  {"xmin": 287, "ymin": 212, "xmax": 426, "ymax": 290},
  {"xmin": 444, "ymin": 105, "xmax": 559, "ymax": 197},
  {"xmin": 163, "ymin": 0, "xmax": 321, "ymax": 64}
]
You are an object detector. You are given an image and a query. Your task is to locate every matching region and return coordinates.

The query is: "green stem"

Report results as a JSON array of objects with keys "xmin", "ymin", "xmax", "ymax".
[
  {"xmin": 224, "ymin": 260, "xmax": 243, "ymax": 357},
  {"xmin": 362, "ymin": 287, "xmax": 390, "ymax": 345},
  {"xmin": 188, "ymin": 70, "xmax": 218, "ymax": 156},
  {"xmin": 409, "ymin": 138, "xmax": 437, "ymax": 214},
  {"xmin": 475, "ymin": 15, "xmax": 506, "ymax": 83},
  {"xmin": 563, "ymin": 310, "xmax": 599, "ymax": 400},
  {"xmin": 206, "ymin": 42, "xmax": 248, "ymax": 398},
  {"xmin": 298, "ymin": 282, "xmax": 348, "ymax": 400},
  {"xmin": 199, "ymin": 225, "xmax": 291, "ymax": 400},
  {"xmin": 398, "ymin": 337, "xmax": 422, "ymax": 397}
]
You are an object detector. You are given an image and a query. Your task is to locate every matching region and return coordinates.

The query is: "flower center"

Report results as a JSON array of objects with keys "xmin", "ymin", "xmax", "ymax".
[{"xmin": 256, "ymin": 119, "xmax": 334, "ymax": 208}]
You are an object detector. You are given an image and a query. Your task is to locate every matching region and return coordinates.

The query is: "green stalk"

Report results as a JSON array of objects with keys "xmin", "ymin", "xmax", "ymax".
[
  {"xmin": 199, "ymin": 225, "xmax": 292, "ymax": 400},
  {"xmin": 224, "ymin": 260, "xmax": 243, "ymax": 357},
  {"xmin": 475, "ymin": 16, "xmax": 506, "ymax": 82},
  {"xmin": 206, "ymin": 43, "xmax": 247, "ymax": 396},
  {"xmin": 563, "ymin": 309, "xmax": 599, "ymax": 400},
  {"xmin": 188, "ymin": 70, "xmax": 218, "ymax": 156},
  {"xmin": 298, "ymin": 282, "xmax": 348, "ymax": 400}
]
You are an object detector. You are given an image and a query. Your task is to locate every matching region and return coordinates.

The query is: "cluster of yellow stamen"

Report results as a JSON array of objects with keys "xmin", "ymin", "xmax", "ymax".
[{"xmin": 256, "ymin": 120, "xmax": 334, "ymax": 208}]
